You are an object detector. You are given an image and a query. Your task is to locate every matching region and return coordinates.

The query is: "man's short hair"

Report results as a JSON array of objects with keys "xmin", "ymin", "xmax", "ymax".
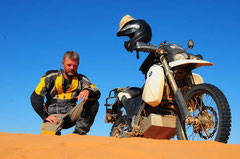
[{"xmin": 62, "ymin": 51, "xmax": 79, "ymax": 64}]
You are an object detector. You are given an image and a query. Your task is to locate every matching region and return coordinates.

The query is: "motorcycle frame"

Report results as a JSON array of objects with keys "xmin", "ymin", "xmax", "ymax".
[{"xmin": 105, "ymin": 42, "xmax": 201, "ymax": 137}]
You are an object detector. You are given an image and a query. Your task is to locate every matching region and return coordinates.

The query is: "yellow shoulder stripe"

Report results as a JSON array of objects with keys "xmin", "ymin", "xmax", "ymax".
[
  {"xmin": 90, "ymin": 84, "xmax": 96, "ymax": 88},
  {"xmin": 35, "ymin": 77, "xmax": 46, "ymax": 95}
]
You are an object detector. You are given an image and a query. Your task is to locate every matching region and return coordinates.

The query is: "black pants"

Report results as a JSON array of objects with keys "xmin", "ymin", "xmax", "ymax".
[{"xmin": 73, "ymin": 100, "xmax": 99, "ymax": 134}]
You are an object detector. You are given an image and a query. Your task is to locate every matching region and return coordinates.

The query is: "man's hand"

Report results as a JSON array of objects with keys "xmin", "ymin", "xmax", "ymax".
[
  {"xmin": 77, "ymin": 89, "xmax": 89, "ymax": 103},
  {"xmin": 46, "ymin": 115, "xmax": 59, "ymax": 125}
]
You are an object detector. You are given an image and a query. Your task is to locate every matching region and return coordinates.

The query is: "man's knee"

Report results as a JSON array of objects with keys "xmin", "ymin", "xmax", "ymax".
[
  {"xmin": 41, "ymin": 122, "xmax": 59, "ymax": 135},
  {"xmin": 69, "ymin": 100, "xmax": 99, "ymax": 122},
  {"xmin": 41, "ymin": 115, "xmax": 64, "ymax": 135}
]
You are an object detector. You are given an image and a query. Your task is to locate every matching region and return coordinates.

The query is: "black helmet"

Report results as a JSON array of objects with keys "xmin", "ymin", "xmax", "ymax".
[{"xmin": 117, "ymin": 15, "xmax": 152, "ymax": 52}]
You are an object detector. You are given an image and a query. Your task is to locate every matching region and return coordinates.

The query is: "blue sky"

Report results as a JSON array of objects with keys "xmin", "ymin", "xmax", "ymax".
[{"xmin": 0, "ymin": 0, "xmax": 239, "ymax": 144}]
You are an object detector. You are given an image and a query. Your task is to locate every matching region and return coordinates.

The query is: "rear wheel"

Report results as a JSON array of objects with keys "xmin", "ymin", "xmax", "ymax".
[{"xmin": 176, "ymin": 83, "xmax": 231, "ymax": 143}]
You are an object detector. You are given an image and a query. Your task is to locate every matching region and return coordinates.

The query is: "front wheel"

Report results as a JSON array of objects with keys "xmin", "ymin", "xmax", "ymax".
[
  {"xmin": 176, "ymin": 83, "xmax": 231, "ymax": 143},
  {"xmin": 110, "ymin": 116, "xmax": 131, "ymax": 137}
]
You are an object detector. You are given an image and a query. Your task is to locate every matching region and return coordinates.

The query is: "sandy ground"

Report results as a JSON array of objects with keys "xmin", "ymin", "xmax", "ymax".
[{"xmin": 0, "ymin": 132, "xmax": 239, "ymax": 159}]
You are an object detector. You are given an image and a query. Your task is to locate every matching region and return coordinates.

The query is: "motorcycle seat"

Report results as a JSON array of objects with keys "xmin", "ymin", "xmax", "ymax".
[{"xmin": 126, "ymin": 87, "xmax": 142, "ymax": 98}]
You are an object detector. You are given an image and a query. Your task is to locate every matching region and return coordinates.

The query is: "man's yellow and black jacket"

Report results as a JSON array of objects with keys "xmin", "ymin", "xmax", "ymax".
[{"xmin": 30, "ymin": 69, "xmax": 100, "ymax": 120}]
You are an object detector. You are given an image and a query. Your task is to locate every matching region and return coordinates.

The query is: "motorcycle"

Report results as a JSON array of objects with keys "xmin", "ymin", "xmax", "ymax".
[{"xmin": 104, "ymin": 16, "xmax": 231, "ymax": 143}]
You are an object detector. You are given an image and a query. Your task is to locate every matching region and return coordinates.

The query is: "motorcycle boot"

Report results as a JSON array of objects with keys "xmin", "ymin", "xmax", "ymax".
[{"xmin": 118, "ymin": 87, "xmax": 143, "ymax": 119}]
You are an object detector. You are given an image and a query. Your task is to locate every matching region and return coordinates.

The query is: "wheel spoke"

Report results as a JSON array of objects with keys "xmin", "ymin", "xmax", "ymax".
[{"xmin": 208, "ymin": 97, "xmax": 214, "ymax": 107}]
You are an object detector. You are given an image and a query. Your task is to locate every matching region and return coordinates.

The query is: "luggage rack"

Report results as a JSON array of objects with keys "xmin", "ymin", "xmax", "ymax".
[{"xmin": 104, "ymin": 88, "xmax": 123, "ymax": 123}]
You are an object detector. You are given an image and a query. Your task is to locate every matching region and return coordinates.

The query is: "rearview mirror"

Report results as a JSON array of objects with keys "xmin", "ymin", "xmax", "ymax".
[{"xmin": 188, "ymin": 40, "xmax": 194, "ymax": 49}]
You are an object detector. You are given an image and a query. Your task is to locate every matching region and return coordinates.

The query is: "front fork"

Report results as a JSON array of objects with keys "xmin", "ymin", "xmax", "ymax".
[{"xmin": 160, "ymin": 56, "xmax": 196, "ymax": 125}]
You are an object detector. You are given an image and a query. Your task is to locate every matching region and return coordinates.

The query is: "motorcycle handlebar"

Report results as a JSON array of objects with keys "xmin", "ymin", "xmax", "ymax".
[{"xmin": 134, "ymin": 42, "xmax": 157, "ymax": 53}]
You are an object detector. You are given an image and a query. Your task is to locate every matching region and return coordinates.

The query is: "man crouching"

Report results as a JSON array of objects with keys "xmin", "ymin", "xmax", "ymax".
[{"xmin": 31, "ymin": 51, "xmax": 100, "ymax": 135}]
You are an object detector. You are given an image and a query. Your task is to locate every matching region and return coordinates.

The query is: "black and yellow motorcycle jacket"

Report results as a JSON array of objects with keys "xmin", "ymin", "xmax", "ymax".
[{"xmin": 30, "ymin": 69, "xmax": 101, "ymax": 120}]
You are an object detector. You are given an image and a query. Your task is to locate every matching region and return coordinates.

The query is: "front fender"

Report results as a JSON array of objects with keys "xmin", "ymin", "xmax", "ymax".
[{"xmin": 169, "ymin": 59, "xmax": 213, "ymax": 70}]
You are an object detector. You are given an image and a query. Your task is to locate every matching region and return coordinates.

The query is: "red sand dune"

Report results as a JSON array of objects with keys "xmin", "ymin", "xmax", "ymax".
[{"xmin": 0, "ymin": 132, "xmax": 239, "ymax": 159}]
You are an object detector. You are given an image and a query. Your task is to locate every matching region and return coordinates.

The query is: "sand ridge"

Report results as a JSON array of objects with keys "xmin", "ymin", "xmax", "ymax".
[{"xmin": 0, "ymin": 132, "xmax": 239, "ymax": 159}]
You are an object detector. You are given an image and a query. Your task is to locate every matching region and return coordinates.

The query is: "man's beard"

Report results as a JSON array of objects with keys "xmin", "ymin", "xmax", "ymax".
[{"xmin": 64, "ymin": 70, "xmax": 76, "ymax": 78}]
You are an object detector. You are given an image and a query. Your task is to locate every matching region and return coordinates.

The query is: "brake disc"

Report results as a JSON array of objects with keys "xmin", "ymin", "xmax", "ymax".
[{"xmin": 197, "ymin": 106, "xmax": 218, "ymax": 139}]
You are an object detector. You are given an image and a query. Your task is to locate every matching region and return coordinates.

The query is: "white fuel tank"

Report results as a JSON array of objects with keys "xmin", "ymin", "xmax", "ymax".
[{"xmin": 142, "ymin": 64, "xmax": 165, "ymax": 107}]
